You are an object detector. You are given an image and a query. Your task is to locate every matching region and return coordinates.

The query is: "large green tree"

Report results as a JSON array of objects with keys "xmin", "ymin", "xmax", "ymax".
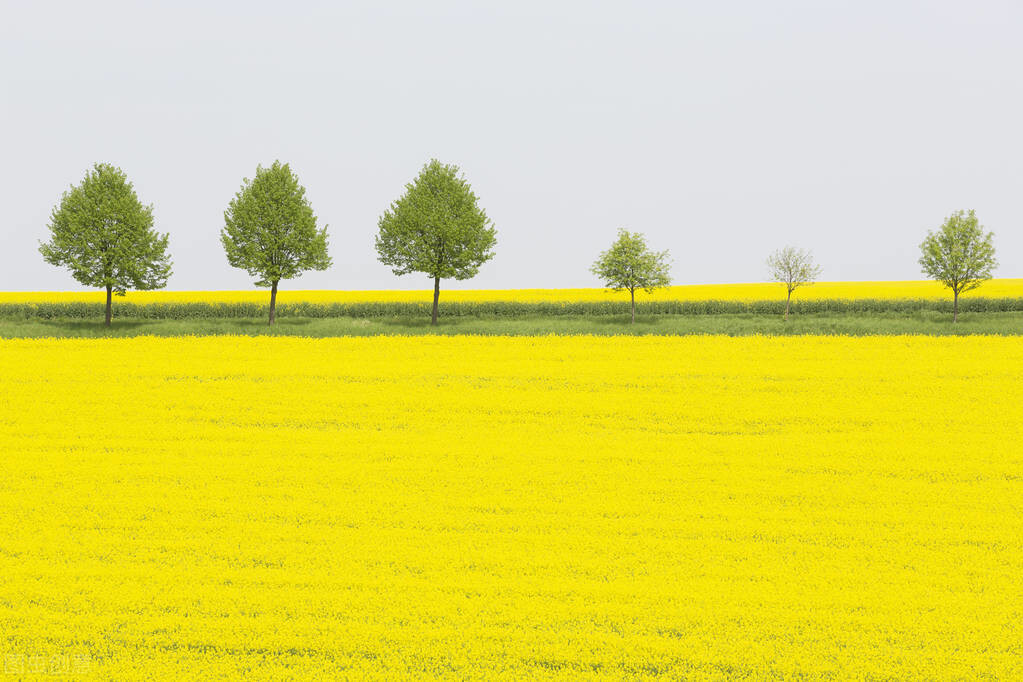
[
  {"xmin": 39, "ymin": 163, "xmax": 171, "ymax": 326},
  {"xmin": 919, "ymin": 209, "xmax": 997, "ymax": 323},
  {"xmin": 375, "ymin": 159, "xmax": 497, "ymax": 325},
  {"xmin": 591, "ymin": 229, "xmax": 672, "ymax": 323},
  {"xmin": 221, "ymin": 161, "xmax": 331, "ymax": 324}
]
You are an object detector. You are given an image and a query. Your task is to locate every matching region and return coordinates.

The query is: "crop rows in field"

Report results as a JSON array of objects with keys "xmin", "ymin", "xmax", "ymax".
[{"xmin": 4, "ymin": 296, "xmax": 1023, "ymax": 319}]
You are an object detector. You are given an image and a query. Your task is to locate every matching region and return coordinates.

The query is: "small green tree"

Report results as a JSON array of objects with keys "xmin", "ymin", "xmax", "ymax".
[
  {"xmin": 221, "ymin": 161, "xmax": 331, "ymax": 325},
  {"xmin": 590, "ymin": 229, "xmax": 672, "ymax": 323},
  {"xmin": 376, "ymin": 160, "xmax": 497, "ymax": 326},
  {"xmin": 919, "ymin": 209, "xmax": 997, "ymax": 323},
  {"xmin": 766, "ymin": 246, "xmax": 822, "ymax": 321},
  {"xmin": 39, "ymin": 163, "xmax": 171, "ymax": 326}
]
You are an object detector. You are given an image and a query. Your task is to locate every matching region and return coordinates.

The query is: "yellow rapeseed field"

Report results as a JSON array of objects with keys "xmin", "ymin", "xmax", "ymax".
[
  {"xmin": 1, "ymin": 335, "xmax": 1021, "ymax": 679},
  {"xmin": 2, "ymin": 278, "xmax": 1022, "ymax": 304}
]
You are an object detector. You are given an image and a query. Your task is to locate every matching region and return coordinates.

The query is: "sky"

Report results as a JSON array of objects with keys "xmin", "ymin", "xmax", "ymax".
[{"xmin": 1, "ymin": 0, "xmax": 1020, "ymax": 292}]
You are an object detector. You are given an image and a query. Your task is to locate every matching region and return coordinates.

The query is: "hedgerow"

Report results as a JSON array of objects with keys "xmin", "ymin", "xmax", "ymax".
[{"xmin": 2, "ymin": 297, "xmax": 1022, "ymax": 319}]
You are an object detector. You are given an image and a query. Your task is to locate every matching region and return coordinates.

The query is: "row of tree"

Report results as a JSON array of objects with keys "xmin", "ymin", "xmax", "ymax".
[
  {"xmin": 41, "ymin": 160, "xmax": 496, "ymax": 326},
  {"xmin": 758, "ymin": 209, "xmax": 996, "ymax": 324},
  {"xmin": 40, "ymin": 160, "xmax": 998, "ymax": 326}
]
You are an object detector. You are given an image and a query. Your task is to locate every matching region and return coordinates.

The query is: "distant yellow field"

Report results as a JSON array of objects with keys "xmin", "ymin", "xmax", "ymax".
[
  {"xmin": 2, "ymin": 278, "xmax": 1021, "ymax": 305},
  {"xmin": 1, "ymin": 335, "xmax": 1021, "ymax": 678}
]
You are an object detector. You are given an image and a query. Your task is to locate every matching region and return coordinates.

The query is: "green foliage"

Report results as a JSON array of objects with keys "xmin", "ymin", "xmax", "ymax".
[
  {"xmin": 221, "ymin": 161, "xmax": 331, "ymax": 288},
  {"xmin": 39, "ymin": 163, "xmax": 172, "ymax": 295},
  {"xmin": 590, "ymin": 229, "xmax": 671, "ymax": 321},
  {"xmin": 919, "ymin": 210, "xmax": 997, "ymax": 322},
  {"xmin": 591, "ymin": 229, "xmax": 672, "ymax": 294},
  {"xmin": 919, "ymin": 210, "xmax": 997, "ymax": 296},
  {"xmin": 375, "ymin": 160, "xmax": 497, "ymax": 282}
]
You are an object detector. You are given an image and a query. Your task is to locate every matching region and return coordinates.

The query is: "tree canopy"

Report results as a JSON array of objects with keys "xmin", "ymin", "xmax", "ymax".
[
  {"xmin": 375, "ymin": 159, "xmax": 496, "ymax": 324},
  {"xmin": 590, "ymin": 229, "xmax": 671, "ymax": 322},
  {"xmin": 919, "ymin": 209, "xmax": 996, "ymax": 322},
  {"xmin": 221, "ymin": 161, "xmax": 331, "ymax": 324},
  {"xmin": 766, "ymin": 246, "xmax": 822, "ymax": 320},
  {"xmin": 39, "ymin": 163, "xmax": 171, "ymax": 325}
]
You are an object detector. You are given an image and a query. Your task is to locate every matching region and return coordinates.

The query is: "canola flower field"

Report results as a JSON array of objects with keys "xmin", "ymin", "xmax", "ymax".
[
  {"xmin": 1, "ymin": 335, "xmax": 1021, "ymax": 679},
  {"xmin": 3, "ymin": 278, "xmax": 1023, "ymax": 305}
]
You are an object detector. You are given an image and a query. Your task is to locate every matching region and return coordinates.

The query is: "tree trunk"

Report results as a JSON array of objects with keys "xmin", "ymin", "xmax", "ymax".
[
  {"xmin": 104, "ymin": 285, "xmax": 112, "ymax": 327},
  {"xmin": 953, "ymin": 290, "xmax": 959, "ymax": 324},
  {"xmin": 785, "ymin": 289, "xmax": 791, "ymax": 321},
  {"xmin": 269, "ymin": 280, "xmax": 278, "ymax": 325},
  {"xmin": 631, "ymin": 288, "xmax": 636, "ymax": 324},
  {"xmin": 431, "ymin": 276, "xmax": 440, "ymax": 326}
]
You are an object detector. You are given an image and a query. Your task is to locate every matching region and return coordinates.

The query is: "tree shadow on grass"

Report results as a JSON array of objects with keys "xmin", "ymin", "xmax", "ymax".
[
  {"xmin": 244, "ymin": 317, "xmax": 315, "ymax": 328},
  {"xmin": 377, "ymin": 316, "xmax": 450, "ymax": 329},
  {"xmin": 586, "ymin": 315, "xmax": 674, "ymax": 327},
  {"xmin": 36, "ymin": 318, "xmax": 150, "ymax": 333}
]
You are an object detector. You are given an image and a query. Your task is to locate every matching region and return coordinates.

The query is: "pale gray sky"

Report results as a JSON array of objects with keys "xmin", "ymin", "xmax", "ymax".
[{"xmin": 2, "ymin": 0, "xmax": 1020, "ymax": 291}]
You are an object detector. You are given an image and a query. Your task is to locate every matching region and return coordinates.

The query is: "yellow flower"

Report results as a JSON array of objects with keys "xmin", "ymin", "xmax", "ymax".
[{"xmin": 1, "ymin": 335, "xmax": 1019, "ymax": 678}]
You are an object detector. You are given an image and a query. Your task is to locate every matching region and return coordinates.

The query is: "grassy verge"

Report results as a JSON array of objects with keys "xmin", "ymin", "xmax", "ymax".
[{"xmin": 1, "ymin": 311, "xmax": 1022, "ymax": 337}]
